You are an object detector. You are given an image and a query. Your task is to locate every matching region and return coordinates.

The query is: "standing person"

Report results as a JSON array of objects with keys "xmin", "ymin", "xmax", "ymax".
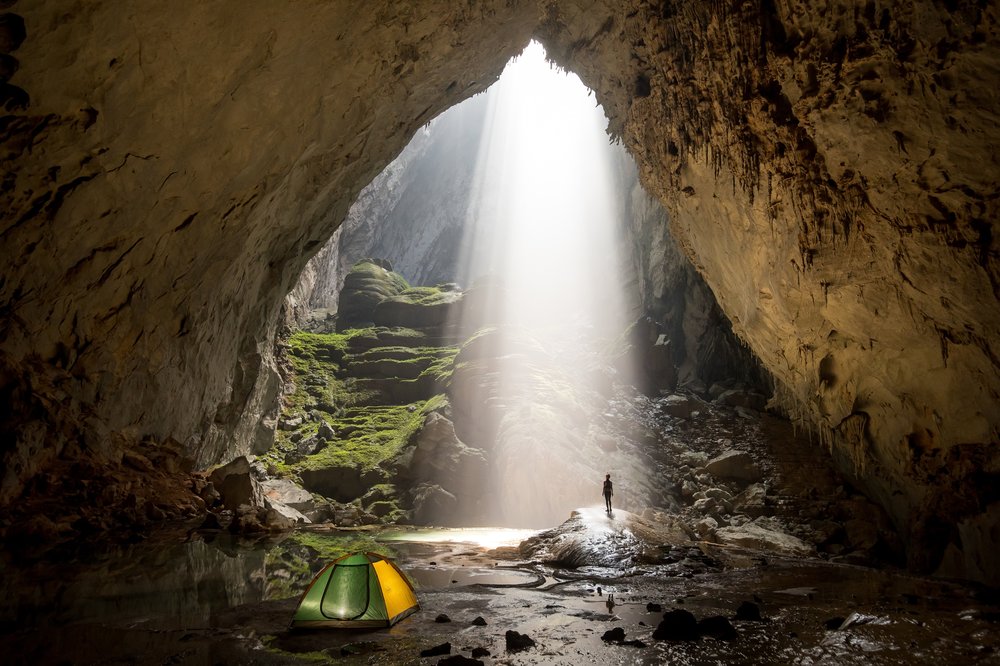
[{"xmin": 603, "ymin": 474, "xmax": 614, "ymax": 513}]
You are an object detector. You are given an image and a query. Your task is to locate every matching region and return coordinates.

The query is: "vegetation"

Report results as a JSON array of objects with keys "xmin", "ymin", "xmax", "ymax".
[
  {"xmin": 294, "ymin": 397, "xmax": 445, "ymax": 473},
  {"xmin": 269, "ymin": 259, "xmax": 465, "ymax": 518}
]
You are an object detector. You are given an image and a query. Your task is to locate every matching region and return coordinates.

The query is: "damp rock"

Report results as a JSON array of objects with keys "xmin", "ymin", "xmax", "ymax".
[
  {"xmin": 735, "ymin": 601, "xmax": 763, "ymax": 621},
  {"xmin": 698, "ymin": 615, "xmax": 738, "ymax": 640},
  {"xmin": 419, "ymin": 642, "xmax": 451, "ymax": 657},
  {"xmin": 601, "ymin": 627, "xmax": 626, "ymax": 642},
  {"xmin": 505, "ymin": 630, "xmax": 536, "ymax": 652},
  {"xmin": 652, "ymin": 609, "xmax": 699, "ymax": 641}
]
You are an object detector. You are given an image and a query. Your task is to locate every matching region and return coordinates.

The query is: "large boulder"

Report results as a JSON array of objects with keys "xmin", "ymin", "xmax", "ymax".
[
  {"xmin": 705, "ymin": 450, "xmax": 762, "ymax": 483},
  {"xmin": 336, "ymin": 260, "xmax": 409, "ymax": 331},
  {"xmin": 714, "ymin": 522, "xmax": 813, "ymax": 557},
  {"xmin": 209, "ymin": 456, "xmax": 264, "ymax": 512},
  {"xmin": 410, "ymin": 484, "xmax": 458, "ymax": 525},
  {"xmin": 407, "ymin": 412, "xmax": 488, "ymax": 483},
  {"xmin": 263, "ymin": 497, "xmax": 310, "ymax": 526},
  {"xmin": 261, "ymin": 478, "xmax": 315, "ymax": 512}
]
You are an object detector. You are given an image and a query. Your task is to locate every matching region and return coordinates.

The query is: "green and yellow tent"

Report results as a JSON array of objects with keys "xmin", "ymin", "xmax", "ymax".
[{"xmin": 291, "ymin": 552, "xmax": 419, "ymax": 628}]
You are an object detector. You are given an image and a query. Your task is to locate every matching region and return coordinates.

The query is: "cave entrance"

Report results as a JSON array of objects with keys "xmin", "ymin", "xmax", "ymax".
[{"xmin": 289, "ymin": 41, "xmax": 653, "ymax": 528}]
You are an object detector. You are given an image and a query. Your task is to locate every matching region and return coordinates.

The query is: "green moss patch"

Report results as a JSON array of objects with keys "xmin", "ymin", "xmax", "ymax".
[{"xmin": 293, "ymin": 396, "xmax": 447, "ymax": 474}]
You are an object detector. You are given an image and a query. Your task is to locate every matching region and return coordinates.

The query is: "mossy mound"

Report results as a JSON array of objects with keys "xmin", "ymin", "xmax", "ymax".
[
  {"xmin": 336, "ymin": 260, "xmax": 410, "ymax": 331},
  {"xmin": 336, "ymin": 260, "xmax": 463, "ymax": 332}
]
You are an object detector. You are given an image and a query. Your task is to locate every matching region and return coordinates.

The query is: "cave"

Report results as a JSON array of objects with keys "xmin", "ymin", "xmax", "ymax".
[{"xmin": 1, "ymin": 1, "xmax": 998, "ymax": 662}]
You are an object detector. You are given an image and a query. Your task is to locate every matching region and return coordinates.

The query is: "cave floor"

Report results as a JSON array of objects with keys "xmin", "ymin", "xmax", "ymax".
[{"xmin": 2, "ymin": 522, "xmax": 998, "ymax": 665}]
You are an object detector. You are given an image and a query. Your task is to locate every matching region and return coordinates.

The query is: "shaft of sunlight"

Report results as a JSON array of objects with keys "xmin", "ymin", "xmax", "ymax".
[{"xmin": 451, "ymin": 41, "xmax": 643, "ymax": 527}]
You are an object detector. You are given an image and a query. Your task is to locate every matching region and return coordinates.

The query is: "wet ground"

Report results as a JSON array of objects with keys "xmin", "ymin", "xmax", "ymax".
[{"xmin": 2, "ymin": 516, "xmax": 999, "ymax": 665}]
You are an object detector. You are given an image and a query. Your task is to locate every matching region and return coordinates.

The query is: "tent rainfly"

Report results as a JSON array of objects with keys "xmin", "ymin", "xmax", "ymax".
[{"xmin": 290, "ymin": 552, "xmax": 419, "ymax": 628}]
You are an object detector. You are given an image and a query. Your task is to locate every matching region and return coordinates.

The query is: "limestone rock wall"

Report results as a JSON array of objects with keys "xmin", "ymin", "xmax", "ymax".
[
  {"xmin": 2, "ymin": 0, "xmax": 998, "ymax": 582},
  {"xmin": 0, "ymin": 1, "xmax": 536, "ymax": 498}
]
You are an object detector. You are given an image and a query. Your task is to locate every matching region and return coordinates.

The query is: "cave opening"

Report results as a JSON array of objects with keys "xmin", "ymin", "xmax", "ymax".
[{"xmin": 286, "ymin": 41, "xmax": 661, "ymax": 529}]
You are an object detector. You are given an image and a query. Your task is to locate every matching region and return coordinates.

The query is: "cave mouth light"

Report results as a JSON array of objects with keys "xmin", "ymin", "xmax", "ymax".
[{"xmin": 452, "ymin": 41, "xmax": 639, "ymax": 527}]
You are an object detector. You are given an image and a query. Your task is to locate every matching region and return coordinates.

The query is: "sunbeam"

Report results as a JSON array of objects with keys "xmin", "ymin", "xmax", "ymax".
[{"xmin": 449, "ymin": 41, "xmax": 642, "ymax": 527}]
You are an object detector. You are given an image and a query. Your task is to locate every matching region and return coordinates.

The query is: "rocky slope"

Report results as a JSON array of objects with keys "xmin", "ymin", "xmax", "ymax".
[{"xmin": 1, "ymin": 1, "xmax": 997, "ymax": 583}]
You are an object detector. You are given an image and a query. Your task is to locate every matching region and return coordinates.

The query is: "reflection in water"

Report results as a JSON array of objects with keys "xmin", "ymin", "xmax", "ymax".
[
  {"xmin": 0, "ymin": 527, "xmax": 535, "ymax": 633},
  {"xmin": 0, "ymin": 535, "xmax": 268, "ymax": 630},
  {"xmin": 2, "ymin": 527, "xmax": 999, "ymax": 665}
]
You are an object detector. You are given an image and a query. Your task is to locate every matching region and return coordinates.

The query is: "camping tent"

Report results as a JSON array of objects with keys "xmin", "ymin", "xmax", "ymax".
[{"xmin": 291, "ymin": 552, "xmax": 419, "ymax": 628}]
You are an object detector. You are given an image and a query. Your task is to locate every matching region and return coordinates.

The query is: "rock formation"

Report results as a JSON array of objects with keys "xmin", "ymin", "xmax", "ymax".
[{"xmin": 1, "ymin": 2, "xmax": 997, "ymax": 583}]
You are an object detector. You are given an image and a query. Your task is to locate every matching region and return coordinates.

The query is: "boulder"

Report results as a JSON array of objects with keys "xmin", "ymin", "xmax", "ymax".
[
  {"xmin": 715, "ymin": 389, "xmax": 767, "ymax": 412},
  {"xmin": 418, "ymin": 642, "xmax": 451, "ymax": 658},
  {"xmin": 733, "ymin": 483, "xmax": 768, "ymax": 516},
  {"xmin": 437, "ymin": 656, "xmax": 484, "ymax": 666},
  {"xmin": 209, "ymin": 457, "xmax": 264, "ymax": 512},
  {"xmin": 659, "ymin": 394, "xmax": 700, "ymax": 419},
  {"xmin": 714, "ymin": 523, "xmax": 813, "ymax": 557},
  {"xmin": 601, "ymin": 627, "xmax": 626, "ymax": 642},
  {"xmin": 261, "ymin": 478, "xmax": 314, "ymax": 511},
  {"xmin": 264, "ymin": 497, "xmax": 310, "ymax": 525},
  {"xmin": 296, "ymin": 436, "xmax": 323, "ymax": 456},
  {"xmin": 317, "ymin": 422, "xmax": 336, "ymax": 441},
  {"xmin": 279, "ymin": 416, "xmax": 304, "ymax": 431},
  {"xmin": 336, "ymin": 260, "xmax": 408, "ymax": 331},
  {"xmin": 698, "ymin": 616, "xmax": 738, "ymax": 640},
  {"xmin": 262, "ymin": 505, "xmax": 299, "ymax": 530},
  {"xmin": 411, "ymin": 484, "xmax": 458, "ymax": 525},
  {"xmin": 652, "ymin": 609, "xmax": 699, "ymax": 641},
  {"xmin": 409, "ymin": 412, "xmax": 488, "ymax": 483},
  {"xmin": 694, "ymin": 517, "xmax": 718, "ymax": 538},
  {"xmin": 734, "ymin": 601, "xmax": 763, "ymax": 622},
  {"xmin": 504, "ymin": 630, "xmax": 535, "ymax": 653},
  {"xmin": 705, "ymin": 450, "xmax": 762, "ymax": 483}
]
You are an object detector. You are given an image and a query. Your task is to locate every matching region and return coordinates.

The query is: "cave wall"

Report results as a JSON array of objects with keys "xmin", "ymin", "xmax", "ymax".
[
  {"xmin": 0, "ymin": 0, "xmax": 536, "ymax": 498},
  {"xmin": 2, "ymin": 1, "xmax": 998, "ymax": 581},
  {"xmin": 536, "ymin": 0, "xmax": 1000, "ymax": 579}
]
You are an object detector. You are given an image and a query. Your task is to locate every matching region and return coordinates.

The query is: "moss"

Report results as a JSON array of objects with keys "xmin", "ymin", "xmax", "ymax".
[
  {"xmin": 285, "ymin": 530, "xmax": 395, "ymax": 562},
  {"xmin": 293, "ymin": 397, "xmax": 445, "ymax": 473},
  {"xmin": 392, "ymin": 285, "xmax": 461, "ymax": 306},
  {"xmin": 420, "ymin": 348, "xmax": 458, "ymax": 384}
]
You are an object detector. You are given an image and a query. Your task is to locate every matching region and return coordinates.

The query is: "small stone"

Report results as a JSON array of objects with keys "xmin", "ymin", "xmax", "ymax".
[
  {"xmin": 419, "ymin": 642, "xmax": 451, "ymax": 657},
  {"xmin": 735, "ymin": 601, "xmax": 763, "ymax": 621},
  {"xmin": 698, "ymin": 615, "xmax": 738, "ymax": 640},
  {"xmin": 621, "ymin": 639, "xmax": 648, "ymax": 648},
  {"xmin": 435, "ymin": 614, "xmax": 451, "ymax": 623},
  {"xmin": 505, "ymin": 630, "xmax": 535, "ymax": 652},
  {"xmin": 646, "ymin": 602, "xmax": 662, "ymax": 613},
  {"xmin": 470, "ymin": 647, "xmax": 490, "ymax": 658},
  {"xmin": 317, "ymin": 422, "xmax": 335, "ymax": 440},
  {"xmin": 652, "ymin": 609, "xmax": 699, "ymax": 641},
  {"xmin": 437, "ymin": 656, "xmax": 483, "ymax": 666},
  {"xmin": 471, "ymin": 616, "xmax": 487, "ymax": 626},
  {"xmin": 601, "ymin": 627, "xmax": 626, "ymax": 642}
]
